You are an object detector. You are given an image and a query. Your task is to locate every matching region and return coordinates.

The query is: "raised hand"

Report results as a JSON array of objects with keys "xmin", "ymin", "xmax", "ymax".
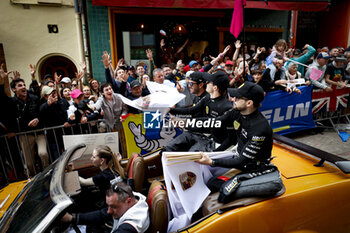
[
  {"xmin": 176, "ymin": 81, "xmax": 183, "ymax": 93},
  {"xmin": 12, "ymin": 71, "xmax": 21, "ymax": 80},
  {"xmin": 160, "ymin": 39, "xmax": 165, "ymax": 48},
  {"xmin": 303, "ymin": 44, "xmax": 310, "ymax": 50},
  {"xmin": 257, "ymin": 47, "xmax": 263, "ymax": 55},
  {"xmin": 54, "ymin": 72, "xmax": 62, "ymax": 84},
  {"xmin": 75, "ymin": 70, "xmax": 85, "ymax": 80},
  {"xmin": 29, "ymin": 64, "xmax": 36, "ymax": 78},
  {"xmin": 176, "ymin": 60, "xmax": 183, "ymax": 70},
  {"xmin": 47, "ymin": 93, "xmax": 58, "ymax": 105},
  {"xmin": 223, "ymin": 45, "xmax": 231, "ymax": 55},
  {"xmin": 80, "ymin": 61, "xmax": 87, "ymax": 71},
  {"xmin": 117, "ymin": 58, "xmax": 125, "ymax": 68},
  {"xmin": 0, "ymin": 63, "xmax": 12, "ymax": 85},
  {"xmin": 235, "ymin": 40, "xmax": 242, "ymax": 49},
  {"xmin": 102, "ymin": 51, "xmax": 111, "ymax": 68}
]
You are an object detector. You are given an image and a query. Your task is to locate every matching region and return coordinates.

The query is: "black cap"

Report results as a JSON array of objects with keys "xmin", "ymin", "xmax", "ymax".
[
  {"xmin": 202, "ymin": 56, "xmax": 211, "ymax": 62},
  {"xmin": 130, "ymin": 80, "xmax": 141, "ymax": 89},
  {"xmin": 203, "ymin": 70, "xmax": 229, "ymax": 91},
  {"xmin": 335, "ymin": 55, "xmax": 347, "ymax": 62},
  {"xmin": 228, "ymin": 82, "xmax": 265, "ymax": 105},
  {"xmin": 44, "ymin": 74, "xmax": 52, "ymax": 80},
  {"xmin": 128, "ymin": 65, "xmax": 135, "ymax": 70},
  {"xmin": 189, "ymin": 72, "xmax": 208, "ymax": 83},
  {"xmin": 293, "ymin": 49, "xmax": 301, "ymax": 56},
  {"xmin": 119, "ymin": 65, "xmax": 128, "ymax": 71}
]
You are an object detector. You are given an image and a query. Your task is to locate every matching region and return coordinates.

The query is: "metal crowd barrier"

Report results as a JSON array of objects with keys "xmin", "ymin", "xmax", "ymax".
[{"xmin": 0, "ymin": 120, "xmax": 110, "ymax": 187}]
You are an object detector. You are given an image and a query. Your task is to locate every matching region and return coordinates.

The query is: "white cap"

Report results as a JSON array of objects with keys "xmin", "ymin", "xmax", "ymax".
[
  {"xmin": 60, "ymin": 77, "xmax": 71, "ymax": 84},
  {"xmin": 185, "ymin": 71, "xmax": 194, "ymax": 78}
]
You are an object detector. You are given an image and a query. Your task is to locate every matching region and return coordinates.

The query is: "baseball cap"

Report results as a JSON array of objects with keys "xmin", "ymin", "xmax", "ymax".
[
  {"xmin": 184, "ymin": 64, "xmax": 190, "ymax": 73},
  {"xmin": 321, "ymin": 47, "xmax": 329, "ymax": 53},
  {"xmin": 317, "ymin": 52, "xmax": 331, "ymax": 59},
  {"xmin": 128, "ymin": 65, "xmax": 135, "ymax": 70},
  {"xmin": 71, "ymin": 89, "xmax": 83, "ymax": 99},
  {"xmin": 189, "ymin": 72, "xmax": 207, "ymax": 83},
  {"xmin": 225, "ymin": 60, "xmax": 234, "ymax": 66},
  {"xmin": 41, "ymin": 86, "xmax": 55, "ymax": 97},
  {"xmin": 60, "ymin": 77, "xmax": 71, "ymax": 84},
  {"xmin": 335, "ymin": 55, "xmax": 347, "ymax": 62},
  {"xmin": 44, "ymin": 74, "xmax": 52, "ymax": 80},
  {"xmin": 44, "ymin": 80, "xmax": 54, "ymax": 86},
  {"xmin": 202, "ymin": 56, "xmax": 211, "ymax": 62},
  {"xmin": 130, "ymin": 80, "xmax": 141, "ymax": 89},
  {"xmin": 204, "ymin": 70, "xmax": 229, "ymax": 91},
  {"xmin": 228, "ymin": 82, "xmax": 265, "ymax": 105},
  {"xmin": 185, "ymin": 71, "xmax": 195, "ymax": 79},
  {"xmin": 189, "ymin": 60, "xmax": 198, "ymax": 68}
]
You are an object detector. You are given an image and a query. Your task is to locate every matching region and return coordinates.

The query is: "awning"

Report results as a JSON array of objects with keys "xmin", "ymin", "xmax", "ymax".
[{"xmin": 92, "ymin": 0, "xmax": 330, "ymax": 12}]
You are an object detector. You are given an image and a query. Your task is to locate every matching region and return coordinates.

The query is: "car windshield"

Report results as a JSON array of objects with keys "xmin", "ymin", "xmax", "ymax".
[{"xmin": 1, "ymin": 162, "xmax": 57, "ymax": 233}]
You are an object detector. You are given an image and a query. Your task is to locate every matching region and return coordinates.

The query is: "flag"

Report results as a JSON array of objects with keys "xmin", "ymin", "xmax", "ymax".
[
  {"xmin": 310, "ymin": 68, "xmax": 324, "ymax": 81},
  {"xmin": 230, "ymin": 0, "xmax": 246, "ymax": 38},
  {"xmin": 312, "ymin": 85, "xmax": 350, "ymax": 114}
]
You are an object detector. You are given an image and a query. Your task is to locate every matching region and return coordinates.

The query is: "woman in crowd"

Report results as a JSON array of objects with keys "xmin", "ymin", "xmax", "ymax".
[
  {"xmin": 60, "ymin": 87, "xmax": 73, "ymax": 110},
  {"xmin": 70, "ymin": 78, "xmax": 79, "ymax": 91},
  {"xmin": 284, "ymin": 63, "xmax": 310, "ymax": 94},
  {"xmin": 83, "ymin": 85, "xmax": 97, "ymax": 105},
  {"xmin": 89, "ymin": 78, "xmax": 101, "ymax": 98}
]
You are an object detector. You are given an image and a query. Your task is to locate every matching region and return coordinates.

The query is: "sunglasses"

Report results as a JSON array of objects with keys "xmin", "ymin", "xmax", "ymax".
[
  {"xmin": 188, "ymin": 82, "xmax": 198, "ymax": 87},
  {"xmin": 111, "ymin": 183, "xmax": 130, "ymax": 195},
  {"xmin": 71, "ymin": 84, "xmax": 77, "ymax": 87}
]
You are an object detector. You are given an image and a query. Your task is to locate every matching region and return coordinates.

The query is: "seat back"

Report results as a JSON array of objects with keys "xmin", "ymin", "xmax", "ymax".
[
  {"xmin": 126, "ymin": 153, "xmax": 145, "ymax": 192},
  {"xmin": 147, "ymin": 180, "xmax": 168, "ymax": 233}
]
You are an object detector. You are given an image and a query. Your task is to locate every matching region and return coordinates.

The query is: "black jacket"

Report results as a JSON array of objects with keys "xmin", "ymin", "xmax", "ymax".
[
  {"xmin": 213, "ymin": 109, "xmax": 273, "ymax": 170},
  {"xmin": 170, "ymin": 95, "xmax": 236, "ymax": 151},
  {"xmin": 39, "ymin": 98, "xmax": 68, "ymax": 127},
  {"xmin": 0, "ymin": 85, "xmax": 41, "ymax": 132}
]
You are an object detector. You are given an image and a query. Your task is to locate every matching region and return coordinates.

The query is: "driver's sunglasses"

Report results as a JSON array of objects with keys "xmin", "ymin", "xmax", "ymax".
[{"xmin": 188, "ymin": 82, "xmax": 198, "ymax": 87}]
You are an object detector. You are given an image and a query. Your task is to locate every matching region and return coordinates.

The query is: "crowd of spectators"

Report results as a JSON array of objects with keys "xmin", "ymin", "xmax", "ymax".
[{"xmin": 0, "ymin": 38, "xmax": 350, "ymax": 183}]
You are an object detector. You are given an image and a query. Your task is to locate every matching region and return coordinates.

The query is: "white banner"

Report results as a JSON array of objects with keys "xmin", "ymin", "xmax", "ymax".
[{"xmin": 63, "ymin": 132, "xmax": 119, "ymax": 155}]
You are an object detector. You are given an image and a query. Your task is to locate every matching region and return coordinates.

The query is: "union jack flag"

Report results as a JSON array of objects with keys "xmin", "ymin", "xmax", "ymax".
[{"xmin": 312, "ymin": 85, "xmax": 350, "ymax": 114}]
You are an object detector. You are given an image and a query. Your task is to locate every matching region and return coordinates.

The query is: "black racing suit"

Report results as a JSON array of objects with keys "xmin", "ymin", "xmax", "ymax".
[
  {"xmin": 192, "ymin": 91, "xmax": 210, "ymax": 107},
  {"xmin": 166, "ymin": 95, "xmax": 236, "ymax": 152},
  {"xmin": 211, "ymin": 109, "xmax": 273, "ymax": 171}
]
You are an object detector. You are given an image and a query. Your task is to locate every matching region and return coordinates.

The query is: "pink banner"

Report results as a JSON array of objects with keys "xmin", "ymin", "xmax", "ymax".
[
  {"xmin": 310, "ymin": 68, "xmax": 323, "ymax": 80},
  {"xmin": 230, "ymin": 0, "xmax": 246, "ymax": 38}
]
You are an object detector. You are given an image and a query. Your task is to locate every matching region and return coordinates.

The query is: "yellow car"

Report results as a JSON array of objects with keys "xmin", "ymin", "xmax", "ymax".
[
  {"xmin": 178, "ymin": 135, "xmax": 350, "ymax": 233},
  {"xmin": 0, "ymin": 135, "xmax": 349, "ymax": 233}
]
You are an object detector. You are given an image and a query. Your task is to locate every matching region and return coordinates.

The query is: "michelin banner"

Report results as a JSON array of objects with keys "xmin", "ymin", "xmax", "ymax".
[
  {"xmin": 260, "ymin": 85, "xmax": 315, "ymax": 135},
  {"xmin": 122, "ymin": 113, "xmax": 182, "ymax": 157}
]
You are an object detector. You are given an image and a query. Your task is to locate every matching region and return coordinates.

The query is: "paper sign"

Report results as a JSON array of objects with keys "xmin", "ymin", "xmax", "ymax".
[
  {"xmin": 63, "ymin": 132, "xmax": 119, "ymax": 155},
  {"xmin": 119, "ymin": 82, "xmax": 185, "ymax": 115},
  {"xmin": 287, "ymin": 78, "xmax": 306, "ymax": 89},
  {"xmin": 310, "ymin": 68, "xmax": 324, "ymax": 81}
]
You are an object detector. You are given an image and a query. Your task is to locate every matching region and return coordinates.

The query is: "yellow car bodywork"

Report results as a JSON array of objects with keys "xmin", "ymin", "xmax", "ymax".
[
  {"xmin": 0, "ymin": 180, "xmax": 30, "ymax": 219},
  {"xmin": 181, "ymin": 142, "xmax": 350, "ymax": 233}
]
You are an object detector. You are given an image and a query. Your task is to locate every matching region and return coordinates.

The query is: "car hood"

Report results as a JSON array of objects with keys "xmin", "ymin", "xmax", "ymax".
[{"xmin": 0, "ymin": 180, "xmax": 30, "ymax": 218}]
